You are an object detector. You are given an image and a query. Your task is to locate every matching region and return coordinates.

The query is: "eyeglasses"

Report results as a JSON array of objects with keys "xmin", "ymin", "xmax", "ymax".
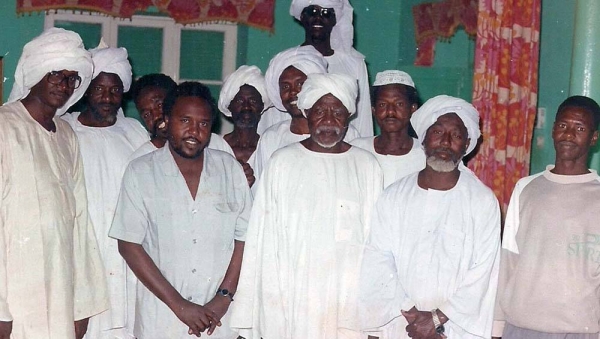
[
  {"xmin": 46, "ymin": 71, "xmax": 82, "ymax": 89},
  {"xmin": 302, "ymin": 6, "xmax": 335, "ymax": 19}
]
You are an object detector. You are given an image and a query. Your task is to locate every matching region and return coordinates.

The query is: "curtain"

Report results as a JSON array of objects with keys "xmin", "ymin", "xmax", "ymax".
[
  {"xmin": 468, "ymin": 0, "xmax": 541, "ymax": 212},
  {"xmin": 17, "ymin": 0, "xmax": 275, "ymax": 31}
]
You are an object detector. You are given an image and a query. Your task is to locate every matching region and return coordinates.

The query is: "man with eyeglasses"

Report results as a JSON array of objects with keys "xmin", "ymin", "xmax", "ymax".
[
  {"xmin": 289, "ymin": 0, "xmax": 374, "ymax": 137},
  {"xmin": 61, "ymin": 42, "xmax": 149, "ymax": 339},
  {"xmin": 0, "ymin": 28, "xmax": 108, "ymax": 339}
]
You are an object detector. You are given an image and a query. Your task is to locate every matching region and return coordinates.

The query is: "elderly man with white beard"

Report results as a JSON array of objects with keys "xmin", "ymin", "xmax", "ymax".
[
  {"xmin": 360, "ymin": 95, "xmax": 501, "ymax": 339},
  {"xmin": 231, "ymin": 73, "xmax": 383, "ymax": 339}
]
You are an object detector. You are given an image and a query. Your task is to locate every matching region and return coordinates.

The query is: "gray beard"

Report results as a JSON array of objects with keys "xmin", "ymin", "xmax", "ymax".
[
  {"xmin": 314, "ymin": 126, "xmax": 343, "ymax": 149},
  {"xmin": 426, "ymin": 155, "xmax": 461, "ymax": 172}
]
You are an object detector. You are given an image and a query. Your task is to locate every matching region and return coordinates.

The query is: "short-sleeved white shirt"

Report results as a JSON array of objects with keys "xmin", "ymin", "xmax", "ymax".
[{"xmin": 109, "ymin": 146, "xmax": 251, "ymax": 339}]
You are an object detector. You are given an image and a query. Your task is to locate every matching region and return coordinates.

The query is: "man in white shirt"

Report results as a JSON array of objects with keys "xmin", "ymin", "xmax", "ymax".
[
  {"xmin": 494, "ymin": 96, "xmax": 600, "ymax": 339},
  {"xmin": 219, "ymin": 65, "xmax": 271, "ymax": 187},
  {"xmin": 0, "ymin": 27, "xmax": 108, "ymax": 339},
  {"xmin": 253, "ymin": 46, "xmax": 360, "ymax": 181},
  {"xmin": 61, "ymin": 43, "xmax": 149, "ymax": 339},
  {"xmin": 351, "ymin": 70, "xmax": 426, "ymax": 187},
  {"xmin": 360, "ymin": 95, "xmax": 501, "ymax": 339},
  {"xmin": 289, "ymin": 0, "xmax": 373, "ymax": 136},
  {"xmin": 110, "ymin": 82, "xmax": 251, "ymax": 339},
  {"xmin": 231, "ymin": 73, "xmax": 383, "ymax": 339}
]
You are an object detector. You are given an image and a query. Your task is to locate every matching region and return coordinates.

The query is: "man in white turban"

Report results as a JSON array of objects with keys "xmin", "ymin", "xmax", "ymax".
[
  {"xmin": 219, "ymin": 65, "xmax": 270, "ymax": 187},
  {"xmin": 0, "ymin": 27, "xmax": 108, "ymax": 339},
  {"xmin": 60, "ymin": 42, "xmax": 150, "ymax": 339},
  {"xmin": 359, "ymin": 95, "xmax": 501, "ymax": 339},
  {"xmin": 253, "ymin": 45, "xmax": 360, "ymax": 182},
  {"xmin": 351, "ymin": 70, "xmax": 426, "ymax": 188},
  {"xmin": 231, "ymin": 73, "xmax": 383, "ymax": 339},
  {"xmin": 287, "ymin": 0, "xmax": 374, "ymax": 137}
]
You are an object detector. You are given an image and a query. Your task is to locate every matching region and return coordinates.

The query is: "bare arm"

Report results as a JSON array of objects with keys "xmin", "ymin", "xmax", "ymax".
[
  {"xmin": 118, "ymin": 240, "xmax": 220, "ymax": 336},
  {"xmin": 204, "ymin": 240, "xmax": 245, "ymax": 330}
]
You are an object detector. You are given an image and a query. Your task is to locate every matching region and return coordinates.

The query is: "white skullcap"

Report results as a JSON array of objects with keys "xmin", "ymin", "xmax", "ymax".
[
  {"xmin": 265, "ymin": 45, "xmax": 328, "ymax": 112},
  {"xmin": 7, "ymin": 27, "xmax": 93, "ymax": 116},
  {"xmin": 297, "ymin": 73, "xmax": 358, "ymax": 116},
  {"xmin": 290, "ymin": 0, "xmax": 364, "ymax": 59},
  {"xmin": 373, "ymin": 70, "xmax": 415, "ymax": 88},
  {"xmin": 411, "ymin": 95, "xmax": 481, "ymax": 155},
  {"xmin": 218, "ymin": 65, "xmax": 270, "ymax": 117},
  {"xmin": 89, "ymin": 40, "xmax": 133, "ymax": 92}
]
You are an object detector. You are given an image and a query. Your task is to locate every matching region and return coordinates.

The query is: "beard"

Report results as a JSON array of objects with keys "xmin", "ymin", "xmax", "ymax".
[
  {"xmin": 89, "ymin": 104, "xmax": 118, "ymax": 124},
  {"xmin": 314, "ymin": 125, "xmax": 344, "ymax": 149},
  {"xmin": 426, "ymin": 155, "xmax": 461, "ymax": 172}
]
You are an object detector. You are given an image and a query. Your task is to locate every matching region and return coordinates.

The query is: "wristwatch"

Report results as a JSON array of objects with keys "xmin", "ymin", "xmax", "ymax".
[
  {"xmin": 217, "ymin": 288, "xmax": 234, "ymax": 302},
  {"xmin": 431, "ymin": 309, "xmax": 445, "ymax": 335}
]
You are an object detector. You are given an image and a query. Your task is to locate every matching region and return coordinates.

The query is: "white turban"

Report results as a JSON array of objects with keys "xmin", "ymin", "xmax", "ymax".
[
  {"xmin": 297, "ymin": 73, "xmax": 358, "ymax": 116},
  {"xmin": 90, "ymin": 41, "xmax": 133, "ymax": 92},
  {"xmin": 265, "ymin": 45, "xmax": 328, "ymax": 112},
  {"xmin": 218, "ymin": 65, "xmax": 270, "ymax": 117},
  {"xmin": 290, "ymin": 0, "xmax": 364, "ymax": 58},
  {"xmin": 7, "ymin": 27, "xmax": 93, "ymax": 116},
  {"xmin": 410, "ymin": 95, "xmax": 481, "ymax": 155}
]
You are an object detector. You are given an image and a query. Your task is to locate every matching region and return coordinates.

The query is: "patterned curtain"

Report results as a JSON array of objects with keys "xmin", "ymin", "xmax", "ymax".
[
  {"xmin": 17, "ymin": 0, "xmax": 275, "ymax": 31},
  {"xmin": 468, "ymin": 0, "xmax": 541, "ymax": 212}
]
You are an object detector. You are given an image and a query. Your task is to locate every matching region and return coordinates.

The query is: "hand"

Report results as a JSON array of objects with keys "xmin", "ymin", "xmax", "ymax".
[
  {"xmin": 203, "ymin": 296, "xmax": 231, "ymax": 334},
  {"xmin": 74, "ymin": 318, "xmax": 89, "ymax": 339},
  {"xmin": 172, "ymin": 298, "xmax": 221, "ymax": 337},
  {"xmin": 241, "ymin": 162, "xmax": 256, "ymax": 187},
  {"xmin": 0, "ymin": 321, "xmax": 11, "ymax": 339},
  {"xmin": 402, "ymin": 307, "xmax": 438, "ymax": 339}
]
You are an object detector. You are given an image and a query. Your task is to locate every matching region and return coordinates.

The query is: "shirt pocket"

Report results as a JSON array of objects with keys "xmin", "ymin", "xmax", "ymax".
[
  {"xmin": 433, "ymin": 225, "xmax": 466, "ymax": 276},
  {"xmin": 335, "ymin": 199, "xmax": 362, "ymax": 243}
]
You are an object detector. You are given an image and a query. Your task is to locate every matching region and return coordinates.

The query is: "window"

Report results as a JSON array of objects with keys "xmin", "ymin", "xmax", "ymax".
[{"xmin": 45, "ymin": 11, "xmax": 237, "ymax": 133}]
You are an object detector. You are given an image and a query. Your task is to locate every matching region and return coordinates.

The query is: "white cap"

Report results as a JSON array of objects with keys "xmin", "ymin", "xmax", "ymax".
[{"xmin": 373, "ymin": 70, "xmax": 415, "ymax": 88}]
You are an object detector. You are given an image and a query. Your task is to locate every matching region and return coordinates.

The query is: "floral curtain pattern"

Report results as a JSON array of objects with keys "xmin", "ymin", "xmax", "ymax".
[
  {"xmin": 468, "ymin": 0, "xmax": 541, "ymax": 212},
  {"xmin": 17, "ymin": 0, "xmax": 275, "ymax": 31}
]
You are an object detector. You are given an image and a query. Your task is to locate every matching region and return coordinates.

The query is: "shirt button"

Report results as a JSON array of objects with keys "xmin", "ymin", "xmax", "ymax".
[
  {"xmin": 192, "ymin": 269, "xmax": 197, "ymax": 273},
  {"xmin": 187, "ymin": 296, "xmax": 192, "ymax": 301},
  {"xmin": 192, "ymin": 239, "xmax": 197, "ymax": 244},
  {"xmin": 192, "ymin": 209, "xmax": 198, "ymax": 214}
]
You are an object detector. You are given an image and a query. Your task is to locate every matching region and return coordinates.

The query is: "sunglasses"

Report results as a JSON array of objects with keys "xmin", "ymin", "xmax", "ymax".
[{"xmin": 302, "ymin": 5, "xmax": 336, "ymax": 20}]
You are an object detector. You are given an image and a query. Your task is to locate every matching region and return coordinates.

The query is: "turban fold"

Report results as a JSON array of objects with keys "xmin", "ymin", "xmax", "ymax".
[
  {"xmin": 265, "ymin": 45, "xmax": 328, "ymax": 112},
  {"xmin": 290, "ymin": 0, "xmax": 364, "ymax": 58},
  {"xmin": 7, "ymin": 27, "xmax": 93, "ymax": 116},
  {"xmin": 297, "ymin": 73, "xmax": 358, "ymax": 116},
  {"xmin": 218, "ymin": 65, "xmax": 270, "ymax": 117},
  {"xmin": 410, "ymin": 95, "xmax": 481, "ymax": 155},
  {"xmin": 373, "ymin": 70, "xmax": 415, "ymax": 88},
  {"xmin": 90, "ymin": 41, "xmax": 133, "ymax": 92}
]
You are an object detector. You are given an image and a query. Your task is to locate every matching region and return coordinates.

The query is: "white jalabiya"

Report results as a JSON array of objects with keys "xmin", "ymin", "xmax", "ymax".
[
  {"xmin": 109, "ymin": 146, "xmax": 251, "ymax": 339},
  {"xmin": 360, "ymin": 168, "xmax": 501, "ymax": 338},
  {"xmin": 231, "ymin": 143, "xmax": 383, "ymax": 339},
  {"xmin": 0, "ymin": 101, "xmax": 109, "ymax": 338},
  {"xmin": 252, "ymin": 120, "xmax": 360, "ymax": 184},
  {"xmin": 129, "ymin": 133, "xmax": 235, "ymax": 160},
  {"xmin": 61, "ymin": 111, "xmax": 149, "ymax": 338},
  {"xmin": 350, "ymin": 136, "xmax": 426, "ymax": 188}
]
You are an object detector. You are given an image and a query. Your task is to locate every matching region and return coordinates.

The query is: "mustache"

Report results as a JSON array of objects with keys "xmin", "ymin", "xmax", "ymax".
[{"xmin": 315, "ymin": 126, "xmax": 342, "ymax": 134}]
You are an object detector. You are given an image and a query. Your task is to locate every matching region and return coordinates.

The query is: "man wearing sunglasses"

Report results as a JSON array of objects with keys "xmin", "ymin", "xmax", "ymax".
[
  {"xmin": 0, "ymin": 28, "xmax": 108, "ymax": 339},
  {"xmin": 289, "ymin": 0, "xmax": 374, "ymax": 138}
]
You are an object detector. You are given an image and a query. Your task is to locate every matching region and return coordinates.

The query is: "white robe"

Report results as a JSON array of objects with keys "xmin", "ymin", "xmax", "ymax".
[
  {"xmin": 109, "ymin": 147, "xmax": 251, "ymax": 339},
  {"xmin": 360, "ymin": 168, "xmax": 501, "ymax": 339},
  {"xmin": 252, "ymin": 120, "xmax": 361, "ymax": 183},
  {"xmin": 0, "ymin": 102, "xmax": 109, "ymax": 338},
  {"xmin": 350, "ymin": 136, "xmax": 426, "ymax": 188},
  {"xmin": 230, "ymin": 143, "xmax": 383, "ymax": 339},
  {"xmin": 61, "ymin": 111, "xmax": 149, "ymax": 338}
]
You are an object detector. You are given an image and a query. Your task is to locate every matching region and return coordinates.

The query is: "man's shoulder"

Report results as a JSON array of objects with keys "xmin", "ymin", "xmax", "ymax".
[
  {"xmin": 263, "ymin": 120, "xmax": 292, "ymax": 136},
  {"xmin": 0, "ymin": 102, "xmax": 26, "ymax": 124},
  {"xmin": 205, "ymin": 147, "xmax": 238, "ymax": 165},
  {"xmin": 458, "ymin": 169, "xmax": 500, "ymax": 205}
]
